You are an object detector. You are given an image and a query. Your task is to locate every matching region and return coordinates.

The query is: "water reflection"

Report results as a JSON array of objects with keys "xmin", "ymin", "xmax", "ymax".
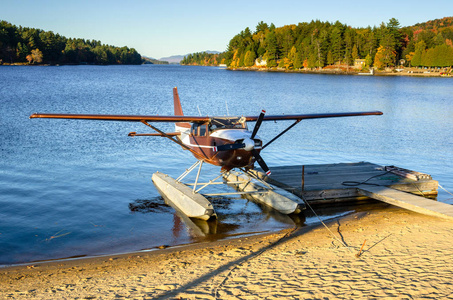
[
  {"xmin": 1, "ymin": 65, "xmax": 452, "ymax": 264},
  {"xmin": 128, "ymin": 197, "xmax": 172, "ymax": 213},
  {"xmin": 138, "ymin": 192, "xmax": 307, "ymax": 242}
]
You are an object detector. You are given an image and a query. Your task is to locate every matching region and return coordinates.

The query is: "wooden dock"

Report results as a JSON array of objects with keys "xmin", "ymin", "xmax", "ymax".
[{"xmin": 249, "ymin": 162, "xmax": 453, "ymax": 221}]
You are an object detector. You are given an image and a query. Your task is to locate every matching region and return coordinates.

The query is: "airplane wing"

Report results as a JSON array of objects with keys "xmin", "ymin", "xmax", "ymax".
[
  {"xmin": 30, "ymin": 113, "xmax": 210, "ymax": 122},
  {"xmin": 30, "ymin": 111, "xmax": 382, "ymax": 122},
  {"xmin": 244, "ymin": 111, "xmax": 383, "ymax": 121}
]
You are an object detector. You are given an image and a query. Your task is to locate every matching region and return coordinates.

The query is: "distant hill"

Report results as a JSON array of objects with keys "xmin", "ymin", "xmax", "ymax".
[
  {"xmin": 410, "ymin": 16, "xmax": 453, "ymax": 32},
  {"xmin": 142, "ymin": 56, "xmax": 169, "ymax": 65},
  {"xmin": 160, "ymin": 51, "xmax": 220, "ymax": 64},
  {"xmin": 159, "ymin": 55, "xmax": 185, "ymax": 64}
]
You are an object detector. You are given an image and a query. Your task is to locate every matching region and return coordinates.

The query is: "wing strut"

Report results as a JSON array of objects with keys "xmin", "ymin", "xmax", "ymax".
[
  {"xmin": 262, "ymin": 120, "xmax": 301, "ymax": 150},
  {"xmin": 140, "ymin": 121, "xmax": 205, "ymax": 160}
]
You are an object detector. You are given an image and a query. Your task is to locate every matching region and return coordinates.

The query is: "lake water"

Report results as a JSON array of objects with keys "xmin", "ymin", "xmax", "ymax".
[{"xmin": 1, "ymin": 65, "xmax": 452, "ymax": 265}]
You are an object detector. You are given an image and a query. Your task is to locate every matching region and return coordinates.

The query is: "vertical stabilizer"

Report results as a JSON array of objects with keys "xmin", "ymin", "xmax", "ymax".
[
  {"xmin": 173, "ymin": 87, "xmax": 191, "ymax": 136},
  {"xmin": 173, "ymin": 87, "xmax": 184, "ymax": 116}
]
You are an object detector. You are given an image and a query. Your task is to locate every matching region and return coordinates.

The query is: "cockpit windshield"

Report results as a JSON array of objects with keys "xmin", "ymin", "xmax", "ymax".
[{"xmin": 209, "ymin": 117, "xmax": 247, "ymax": 131}]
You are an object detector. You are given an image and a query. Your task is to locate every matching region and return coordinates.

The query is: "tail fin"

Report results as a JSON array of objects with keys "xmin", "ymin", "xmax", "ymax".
[
  {"xmin": 173, "ymin": 87, "xmax": 191, "ymax": 135},
  {"xmin": 173, "ymin": 87, "xmax": 184, "ymax": 116}
]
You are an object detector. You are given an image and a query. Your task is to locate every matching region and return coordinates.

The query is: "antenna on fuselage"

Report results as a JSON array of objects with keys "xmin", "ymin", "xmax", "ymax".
[
  {"xmin": 197, "ymin": 105, "xmax": 202, "ymax": 116},
  {"xmin": 225, "ymin": 100, "xmax": 230, "ymax": 116}
]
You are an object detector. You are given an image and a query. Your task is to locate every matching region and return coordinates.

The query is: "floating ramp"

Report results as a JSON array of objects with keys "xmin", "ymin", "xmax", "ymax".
[{"xmin": 357, "ymin": 186, "xmax": 453, "ymax": 221}]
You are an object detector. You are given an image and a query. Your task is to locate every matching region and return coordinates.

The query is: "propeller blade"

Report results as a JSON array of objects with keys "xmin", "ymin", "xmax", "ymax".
[
  {"xmin": 215, "ymin": 143, "xmax": 246, "ymax": 152},
  {"xmin": 252, "ymin": 149, "xmax": 271, "ymax": 176},
  {"xmin": 251, "ymin": 110, "xmax": 266, "ymax": 139}
]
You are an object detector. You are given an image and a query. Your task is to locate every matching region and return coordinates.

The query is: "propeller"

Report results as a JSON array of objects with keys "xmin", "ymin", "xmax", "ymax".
[
  {"xmin": 252, "ymin": 149, "xmax": 271, "ymax": 176},
  {"xmin": 250, "ymin": 110, "xmax": 271, "ymax": 175},
  {"xmin": 251, "ymin": 110, "xmax": 265, "ymax": 139},
  {"xmin": 214, "ymin": 109, "xmax": 271, "ymax": 175}
]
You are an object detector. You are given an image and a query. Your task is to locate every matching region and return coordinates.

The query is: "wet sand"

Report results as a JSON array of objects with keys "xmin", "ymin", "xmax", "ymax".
[{"xmin": 1, "ymin": 205, "xmax": 453, "ymax": 299}]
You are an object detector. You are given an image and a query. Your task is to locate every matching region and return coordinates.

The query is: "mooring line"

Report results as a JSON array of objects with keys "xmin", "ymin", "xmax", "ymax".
[
  {"xmin": 439, "ymin": 183, "xmax": 453, "ymax": 198},
  {"xmin": 302, "ymin": 194, "xmax": 353, "ymax": 253}
]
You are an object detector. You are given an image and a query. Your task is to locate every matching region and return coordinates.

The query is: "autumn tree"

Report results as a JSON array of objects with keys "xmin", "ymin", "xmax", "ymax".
[
  {"xmin": 31, "ymin": 48, "xmax": 43, "ymax": 63},
  {"xmin": 374, "ymin": 45, "xmax": 395, "ymax": 69},
  {"xmin": 244, "ymin": 50, "xmax": 256, "ymax": 67},
  {"xmin": 286, "ymin": 46, "xmax": 298, "ymax": 69},
  {"xmin": 405, "ymin": 52, "xmax": 415, "ymax": 67}
]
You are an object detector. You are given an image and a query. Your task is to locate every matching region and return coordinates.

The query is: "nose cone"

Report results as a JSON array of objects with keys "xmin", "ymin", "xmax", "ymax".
[{"xmin": 243, "ymin": 137, "xmax": 255, "ymax": 151}]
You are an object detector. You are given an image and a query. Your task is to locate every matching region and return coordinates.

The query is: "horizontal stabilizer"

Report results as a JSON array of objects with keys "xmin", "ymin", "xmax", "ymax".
[
  {"xmin": 128, "ymin": 132, "xmax": 180, "ymax": 137},
  {"xmin": 30, "ymin": 113, "xmax": 209, "ymax": 123}
]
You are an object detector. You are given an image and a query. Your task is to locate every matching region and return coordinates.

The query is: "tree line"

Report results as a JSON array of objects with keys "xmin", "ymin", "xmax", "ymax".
[
  {"xmin": 182, "ymin": 17, "xmax": 453, "ymax": 70},
  {"xmin": 180, "ymin": 52, "xmax": 223, "ymax": 66},
  {"xmin": 0, "ymin": 20, "xmax": 142, "ymax": 65}
]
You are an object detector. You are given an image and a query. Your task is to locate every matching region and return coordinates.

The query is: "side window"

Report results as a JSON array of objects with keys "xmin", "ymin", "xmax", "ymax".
[
  {"xmin": 199, "ymin": 124, "xmax": 206, "ymax": 136},
  {"xmin": 192, "ymin": 123, "xmax": 199, "ymax": 135}
]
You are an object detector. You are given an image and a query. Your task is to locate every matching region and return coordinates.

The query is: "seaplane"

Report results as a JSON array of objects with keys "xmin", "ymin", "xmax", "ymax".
[{"xmin": 30, "ymin": 87, "xmax": 383, "ymax": 221}]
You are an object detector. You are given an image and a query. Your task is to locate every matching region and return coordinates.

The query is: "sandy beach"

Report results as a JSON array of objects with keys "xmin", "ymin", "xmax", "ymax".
[{"xmin": 1, "ymin": 205, "xmax": 453, "ymax": 299}]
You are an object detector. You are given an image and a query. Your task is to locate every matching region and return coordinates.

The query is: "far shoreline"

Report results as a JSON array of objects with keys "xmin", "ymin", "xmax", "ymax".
[
  {"xmin": 225, "ymin": 66, "xmax": 453, "ymax": 78},
  {"xmin": 3, "ymin": 62, "xmax": 452, "ymax": 78}
]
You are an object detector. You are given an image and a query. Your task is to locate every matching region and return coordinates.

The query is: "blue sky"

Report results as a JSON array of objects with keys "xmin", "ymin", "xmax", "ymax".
[{"xmin": 2, "ymin": 0, "xmax": 452, "ymax": 59}]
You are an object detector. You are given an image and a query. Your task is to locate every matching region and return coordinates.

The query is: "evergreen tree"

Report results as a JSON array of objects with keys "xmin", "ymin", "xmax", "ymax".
[
  {"xmin": 411, "ymin": 40, "xmax": 426, "ymax": 67},
  {"xmin": 307, "ymin": 52, "xmax": 317, "ymax": 69},
  {"xmin": 327, "ymin": 50, "xmax": 334, "ymax": 65},
  {"xmin": 255, "ymin": 21, "xmax": 268, "ymax": 33},
  {"xmin": 293, "ymin": 51, "xmax": 302, "ymax": 69},
  {"xmin": 365, "ymin": 53, "xmax": 373, "ymax": 68},
  {"xmin": 330, "ymin": 26, "xmax": 343, "ymax": 64},
  {"xmin": 352, "ymin": 44, "xmax": 359, "ymax": 61},
  {"xmin": 0, "ymin": 20, "xmax": 142, "ymax": 65},
  {"xmin": 264, "ymin": 31, "xmax": 278, "ymax": 67}
]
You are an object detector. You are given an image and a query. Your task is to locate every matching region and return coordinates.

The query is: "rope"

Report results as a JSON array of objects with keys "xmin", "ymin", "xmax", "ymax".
[
  {"xmin": 439, "ymin": 183, "xmax": 453, "ymax": 198},
  {"xmin": 341, "ymin": 170, "xmax": 393, "ymax": 187},
  {"xmin": 300, "ymin": 193, "xmax": 353, "ymax": 252}
]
